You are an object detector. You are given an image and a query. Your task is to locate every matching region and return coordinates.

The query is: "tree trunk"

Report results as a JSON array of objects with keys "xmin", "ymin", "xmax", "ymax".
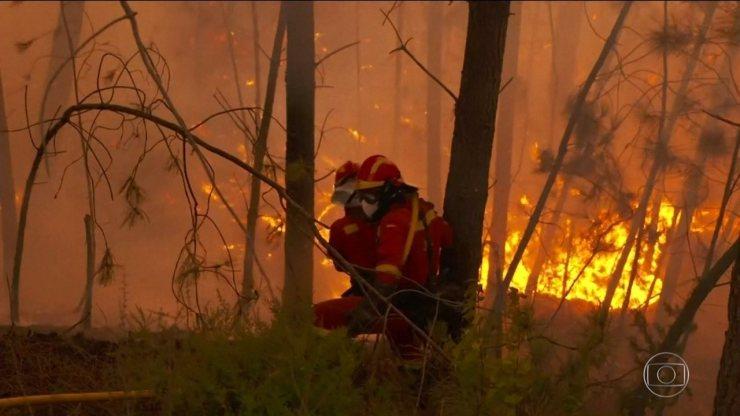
[
  {"xmin": 599, "ymin": 2, "xmax": 717, "ymax": 323},
  {"xmin": 37, "ymin": 1, "xmax": 85, "ymax": 157},
  {"xmin": 282, "ymin": 1, "xmax": 315, "ymax": 315},
  {"xmin": 251, "ymin": 1, "xmax": 263, "ymax": 116},
  {"xmin": 441, "ymin": 1, "xmax": 509, "ymax": 316},
  {"xmin": 243, "ymin": 8, "xmax": 286, "ymax": 311},
  {"xmin": 714, "ymin": 253, "xmax": 740, "ymax": 416},
  {"xmin": 0, "ymin": 71, "xmax": 18, "ymax": 321},
  {"xmin": 425, "ymin": 2, "xmax": 444, "ymax": 206},
  {"xmin": 391, "ymin": 3, "xmax": 404, "ymax": 160},
  {"xmin": 485, "ymin": 1, "xmax": 522, "ymax": 304},
  {"xmin": 497, "ymin": 2, "xmax": 633, "ymax": 317},
  {"xmin": 81, "ymin": 215, "xmax": 94, "ymax": 329}
]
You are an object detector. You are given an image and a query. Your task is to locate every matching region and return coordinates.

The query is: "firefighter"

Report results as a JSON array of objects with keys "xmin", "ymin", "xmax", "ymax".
[
  {"xmin": 353, "ymin": 155, "xmax": 452, "ymax": 292},
  {"xmin": 315, "ymin": 155, "xmax": 453, "ymax": 359},
  {"xmin": 327, "ymin": 161, "xmax": 376, "ymax": 296},
  {"xmin": 314, "ymin": 161, "xmax": 376, "ymax": 329}
]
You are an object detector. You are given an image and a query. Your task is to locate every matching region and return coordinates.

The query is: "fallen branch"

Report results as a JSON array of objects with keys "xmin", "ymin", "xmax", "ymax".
[{"xmin": 0, "ymin": 390, "xmax": 154, "ymax": 409}]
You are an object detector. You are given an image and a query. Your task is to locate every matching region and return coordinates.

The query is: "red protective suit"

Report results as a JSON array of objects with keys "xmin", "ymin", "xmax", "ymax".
[
  {"xmin": 314, "ymin": 195, "xmax": 452, "ymax": 359},
  {"xmin": 328, "ymin": 213, "xmax": 376, "ymax": 272},
  {"xmin": 374, "ymin": 196, "xmax": 453, "ymax": 287}
]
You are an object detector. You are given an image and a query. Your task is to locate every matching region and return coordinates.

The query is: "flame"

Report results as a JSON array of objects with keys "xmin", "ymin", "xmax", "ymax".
[
  {"xmin": 260, "ymin": 215, "xmax": 284, "ymax": 235},
  {"xmin": 201, "ymin": 183, "xmax": 219, "ymax": 201},
  {"xmin": 245, "ymin": 79, "xmax": 255, "ymax": 87},
  {"xmin": 480, "ymin": 199, "xmax": 679, "ymax": 309},
  {"xmin": 519, "ymin": 194, "xmax": 531, "ymax": 207},
  {"xmin": 347, "ymin": 128, "xmax": 367, "ymax": 143}
]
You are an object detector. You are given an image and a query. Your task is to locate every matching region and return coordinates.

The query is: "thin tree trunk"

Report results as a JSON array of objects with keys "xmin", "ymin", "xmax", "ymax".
[
  {"xmin": 486, "ymin": 0, "xmax": 522, "ymax": 305},
  {"xmin": 81, "ymin": 215, "xmax": 94, "ymax": 329},
  {"xmin": 243, "ymin": 8, "xmax": 286, "ymax": 311},
  {"xmin": 283, "ymin": 1, "xmax": 315, "ymax": 315},
  {"xmin": 12, "ymin": 1, "xmax": 85, "ymax": 325},
  {"xmin": 391, "ymin": 3, "xmax": 404, "ymax": 160},
  {"xmin": 524, "ymin": 176, "xmax": 571, "ymax": 295},
  {"xmin": 599, "ymin": 3, "xmax": 717, "ymax": 323},
  {"xmin": 497, "ymin": 2, "xmax": 633, "ymax": 317},
  {"xmin": 714, "ymin": 252, "xmax": 740, "ymax": 416},
  {"xmin": 425, "ymin": 2, "xmax": 444, "ymax": 206},
  {"xmin": 441, "ymin": 1, "xmax": 509, "ymax": 327},
  {"xmin": 251, "ymin": 1, "xmax": 263, "ymax": 119},
  {"xmin": 0, "ymin": 71, "xmax": 18, "ymax": 320},
  {"xmin": 37, "ymin": 1, "xmax": 85, "ymax": 169}
]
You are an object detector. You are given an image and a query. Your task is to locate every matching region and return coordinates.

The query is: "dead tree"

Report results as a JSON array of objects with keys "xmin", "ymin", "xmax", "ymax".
[
  {"xmin": 282, "ymin": 1, "xmax": 315, "ymax": 314},
  {"xmin": 243, "ymin": 9, "xmax": 286, "ymax": 311},
  {"xmin": 714, "ymin": 251, "xmax": 740, "ymax": 416},
  {"xmin": 441, "ymin": 1, "xmax": 509, "ymax": 323},
  {"xmin": 485, "ymin": 1, "xmax": 522, "ymax": 303},
  {"xmin": 600, "ymin": 3, "xmax": 717, "ymax": 323},
  {"xmin": 0, "ymin": 71, "xmax": 18, "ymax": 318},
  {"xmin": 425, "ymin": 2, "xmax": 444, "ymax": 206},
  {"xmin": 497, "ymin": 2, "xmax": 633, "ymax": 316}
]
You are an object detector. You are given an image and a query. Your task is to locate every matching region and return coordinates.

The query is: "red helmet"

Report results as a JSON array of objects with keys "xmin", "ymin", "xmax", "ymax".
[
  {"xmin": 356, "ymin": 155, "xmax": 404, "ymax": 190},
  {"xmin": 334, "ymin": 161, "xmax": 360, "ymax": 186}
]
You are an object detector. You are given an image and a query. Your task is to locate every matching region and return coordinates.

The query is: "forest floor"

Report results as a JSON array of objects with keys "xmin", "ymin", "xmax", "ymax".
[{"xmin": 0, "ymin": 296, "xmax": 719, "ymax": 415}]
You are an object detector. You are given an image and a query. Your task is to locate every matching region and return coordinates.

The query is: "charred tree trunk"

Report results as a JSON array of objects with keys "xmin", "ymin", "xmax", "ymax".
[
  {"xmin": 425, "ymin": 2, "xmax": 444, "ymax": 206},
  {"xmin": 485, "ymin": 1, "xmax": 522, "ymax": 304},
  {"xmin": 0, "ymin": 72, "xmax": 18, "ymax": 320},
  {"xmin": 497, "ymin": 2, "xmax": 633, "ymax": 317},
  {"xmin": 441, "ymin": 1, "xmax": 508, "ymax": 321},
  {"xmin": 242, "ymin": 8, "xmax": 286, "ymax": 312},
  {"xmin": 391, "ymin": 3, "xmax": 404, "ymax": 160},
  {"xmin": 714, "ymin": 252, "xmax": 740, "ymax": 416},
  {"xmin": 283, "ymin": 1, "xmax": 315, "ymax": 315},
  {"xmin": 37, "ymin": 1, "xmax": 85, "ymax": 166},
  {"xmin": 599, "ymin": 3, "xmax": 717, "ymax": 323}
]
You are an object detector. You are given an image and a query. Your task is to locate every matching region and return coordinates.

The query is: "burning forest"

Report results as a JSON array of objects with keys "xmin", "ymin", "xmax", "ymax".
[{"xmin": 0, "ymin": 1, "xmax": 738, "ymax": 415}]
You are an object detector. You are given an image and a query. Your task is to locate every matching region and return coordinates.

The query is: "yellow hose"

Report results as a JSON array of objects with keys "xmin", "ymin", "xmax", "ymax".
[{"xmin": 0, "ymin": 390, "xmax": 154, "ymax": 408}]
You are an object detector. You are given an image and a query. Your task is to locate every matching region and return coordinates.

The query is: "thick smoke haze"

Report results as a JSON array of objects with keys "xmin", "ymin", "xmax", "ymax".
[{"xmin": 0, "ymin": 2, "xmax": 737, "ymax": 414}]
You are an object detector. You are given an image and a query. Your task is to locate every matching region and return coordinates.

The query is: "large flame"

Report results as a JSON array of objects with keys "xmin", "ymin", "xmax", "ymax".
[{"xmin": 480, "ymin": 198, "xmax": 678, "ymax": 309}]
